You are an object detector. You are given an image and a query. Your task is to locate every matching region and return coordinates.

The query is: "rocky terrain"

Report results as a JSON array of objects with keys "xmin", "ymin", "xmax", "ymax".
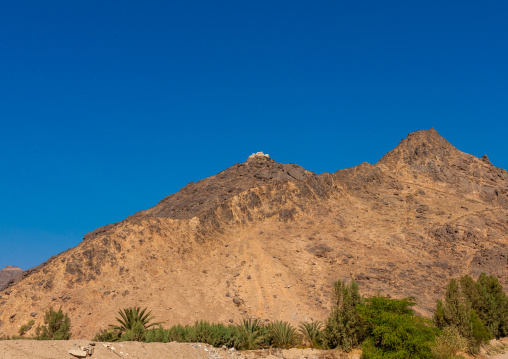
[
  {"xmin": 0, "ymin": 266, "xmax": 23, "ymax": 291},
  {"xmin": 0, "ymin": 129, "xmax": 507, "ymax": 339}
]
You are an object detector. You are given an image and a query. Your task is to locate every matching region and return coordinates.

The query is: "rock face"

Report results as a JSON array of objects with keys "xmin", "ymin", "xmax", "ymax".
[
  {"xmin": 0, "ymin": 129, "xmax": 507, "ymax": 339},
  {"xmin": 0, "ymin": 266, "xmax": 23, "ymax": 290}
]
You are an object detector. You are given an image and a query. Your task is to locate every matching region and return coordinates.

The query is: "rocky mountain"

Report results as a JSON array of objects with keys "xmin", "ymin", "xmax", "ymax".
[
  {"xmin": 1, "ymin": 129, "xmax": 507, "ymax": 339},
  {"xmin": 0, "ymin": 266, "xmax": 23, "ymax": 291}
]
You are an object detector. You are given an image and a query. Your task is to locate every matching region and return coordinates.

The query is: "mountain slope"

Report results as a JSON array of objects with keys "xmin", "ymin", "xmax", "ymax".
[
  {"xmin": 1, "ymin": 129, "xmax": 507, "ymax": 339},
  {"xmin": 0, "ymin": 266, "xmax": 23, "ymax": 291}
]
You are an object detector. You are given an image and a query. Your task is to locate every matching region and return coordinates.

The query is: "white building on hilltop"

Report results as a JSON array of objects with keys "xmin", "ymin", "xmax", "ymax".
[{"xmin": 248, "ymin": 152, "xmax": 270, "ymax": 159}]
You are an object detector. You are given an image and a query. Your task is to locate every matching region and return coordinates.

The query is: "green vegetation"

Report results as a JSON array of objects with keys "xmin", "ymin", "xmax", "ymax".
[
  {"xmin": 14, "ymin": 272, "xmax": 502, "ymax": 359},
  {"xmin": 95, "ymin": 316, "xmax": 304, "ymax": 350},
  {"xmin": 35, "ymin": 307, "xmax": 71, "ymax": 340},
  {"xmin": 112, "ymin": 307, "xmax": 161, "ymax": 336},
  {"xmin": 323, "ymin": 279, "xmax": 364, "ymax": 351},
  {"xmin": 359, "ymin": 296, "xmax": 439, "ymax": 359},
  {"xmin": 433, "ymin": 274, "xmax": 508, "ymax": 354},
  {"xmin": 93, "ymin": 307, "xmax": 162, "ymax": 342},
  {"xmin": 144, "ymin": 321, "xmax": 241, "ymax": 347},
  {"xmin": 299, "ymin": 321, "xmax": 324, "ymax": 349},
  {"xmin": 431, "ymin": 326, "xmax": 468, "ymax": 359},
  {"xmin": 460, "ymin": 274, "xmax": 508, "ymax": 339},
  {"xmin": 93, "ymin": 328, "xmax": 120, "ymax": 342},
  {"xmin": 235, "ymin": 318, "xmax": 268, "ymax": 350},
  {"xmin": 18, "ymin": 320, "xmax": 35, "ymax": 336},
  {"xmin": 93, "ymin": 273, "xmax": 505, "ymax": 358},
  {"xmin": 268, "ymin": 320, "xmax": 300, "ymax": 349},
  {"xmin": 187, "ymin": 321, "xmax": 239, "ymax": 348}
]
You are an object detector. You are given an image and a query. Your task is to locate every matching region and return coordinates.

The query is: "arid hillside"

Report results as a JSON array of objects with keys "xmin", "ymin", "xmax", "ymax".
[
  {"xmin": 1, "ymin": 129, "xmax": 507, "ymax": 339},
  {"xmin": 0, "ymin": 266, "xmax": 23, "ymax": 290}
]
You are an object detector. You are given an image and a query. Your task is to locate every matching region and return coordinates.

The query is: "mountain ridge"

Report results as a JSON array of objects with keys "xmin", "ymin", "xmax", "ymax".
[{"xmin": 1, "ymin": 129, "xmax": 507, "ymax": 339}]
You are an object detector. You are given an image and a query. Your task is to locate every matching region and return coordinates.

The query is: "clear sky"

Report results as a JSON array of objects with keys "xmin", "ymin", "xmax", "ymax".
[{"xmin": 1, "ymin": 1, "xmax": 507, "ymax": 270}]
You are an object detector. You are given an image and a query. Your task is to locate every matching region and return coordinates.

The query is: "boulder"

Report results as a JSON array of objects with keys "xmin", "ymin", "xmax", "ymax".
[{"xmin": 69, "ymin": 349, "xmax": 87, "ymax": 358}]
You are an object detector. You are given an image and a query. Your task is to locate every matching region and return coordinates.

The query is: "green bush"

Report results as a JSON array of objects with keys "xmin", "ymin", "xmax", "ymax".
[
  {"xmin": 359, "ymin": 296, "xmax": 439, "ymax": 359},
  {"xmin": 323, "ymin": 279, "xmax": 365, "ymax": 351},
  {"xmin": 430, "ymin": 326, "xmax": 468, "ymax": 359},
  {"xmin": 35, "ymin": 307, "xmax": 71, "ymax": 340},
  {"xmin": 460, "ymin": 274, "xmax": 508, "ymax": 339},
  {"xmin": 18, "ymin": 320, "xmax": 35, "ymax": 336},
  {"xmin": 93, "ymin": 328, "xmax": 121, "ymax": 342},
  {"xmin": 144, "ymin": 321, "xmax": 241, "ymax": 348},
  {"xmin": 434, "ymin": 278, "xmax": 492, "ymax": 353},
  {"xmin": 299, "ymin": 321, "xmax": 324, "ymax": 349},
  {"xmin": 187, "ymin": 321, "xmax": 239, "ymax": 348},
  {"xmin": 144, "ymin": 326, "xmax": 169, "ymax": 343},
  {"xmin": 268, "ymin": 321, "xmax": 300, "ymax": 349},
  {"xmin": 188, "ymin": 320, "xmax": 214, "ymax": 344},
  {"xmin": 120, "ymin": 321, "xmax": 146, "ymax": 341},
  {"xmin": 167, "ymin": 324, "xmax": 193, "ymax": 342}
]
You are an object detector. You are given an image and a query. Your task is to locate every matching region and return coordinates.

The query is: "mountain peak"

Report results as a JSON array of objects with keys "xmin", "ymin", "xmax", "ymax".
[
  {"xmin": 2, "ymin": 265, "xmax": 22, "ymax": 271},
  {"xmin": 0, "ymin": 266, "xmax": 23, "ymax": 291},
  {"xmin": 130, "ymin": 154, "xmax": 314, "ymax": 221},
  {"xmin": 377, "ymin": 128, "xmax": 457, "ymax": 167}
]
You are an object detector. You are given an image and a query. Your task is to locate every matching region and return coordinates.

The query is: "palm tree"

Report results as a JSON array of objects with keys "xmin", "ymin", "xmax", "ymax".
[
  {"xmin": 236, "ymin": 319, "xmax": 268, "ymax": 350},
  {"xmin": 269, "ymin": 321, "xmax": 301, "ymax": 349},
  {"xmin": 299, "ymin": 321, "xmax": 324, "ymax": 348},
  {"xmin": 111, "ymin": 307, "xmax": 162, "ymax": 335}
]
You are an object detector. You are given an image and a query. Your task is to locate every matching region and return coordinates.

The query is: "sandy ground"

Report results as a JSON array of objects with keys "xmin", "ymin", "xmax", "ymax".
[
  {"xmin": 486, "ymin": 338, "xmax": 508, "ymax": 359},
  {"xmin": 1, "ymin": 338, "xmax": 507, "ymax": 359},
  {"xmin": 0, "ymin": 340, "xmax": 353, "ymax": 359}
]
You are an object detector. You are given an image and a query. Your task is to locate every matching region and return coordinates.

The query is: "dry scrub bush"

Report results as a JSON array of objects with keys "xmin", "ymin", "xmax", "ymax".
[{"xmin": 35, "ymin": 307, "xmax": 71, "ymax": 340}]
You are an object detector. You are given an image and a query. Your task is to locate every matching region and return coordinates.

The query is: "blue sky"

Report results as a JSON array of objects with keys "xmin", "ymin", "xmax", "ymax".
[{"xmin": 1, "ymin": 1, "xmax": 507, "ymax": 270}]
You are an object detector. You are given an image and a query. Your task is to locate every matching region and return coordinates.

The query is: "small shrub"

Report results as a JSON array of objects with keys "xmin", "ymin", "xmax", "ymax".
[
  {"xmin": 144, "ymin": 326, "xmax": 170, "ymax": 343},
  {"xmin": 93, "ymin": 328, "xmax": 120, "ymax": 342},
  {"xmin": 268, "ymin": 321, "xmax": 300, "ymax": 349},
  {"xmin": 120, "ymin": 321, "xmax": 146, "ymax": 341},
  {"xmin": 188, "ymin": 321, "xmax": 215, "ymax": 345},
  {"xmin": 431, "ymin": 326, "xmax": 468, "ymax": 359},
  {"xmin": 143, "ymin": 322, "xmax": 240, "ymax": 348},
  {"xmin": 35, "ymin": 307, "xmax": 71, "ymax": 340},
  {"xmin": 18, "ymin": 320, "xmax": 35, "ymax": 336},
  {"xmin": 205, "ymin": 323, "xmax": 239, "ymax": 348},
  {"xmin": 186, "ymin": 321, "xmax": 239, "ymax": 348},
  {"xmin": 167, "ymin": 324, "xmax": 193, "ymax": 342},
  {"xmin": 299, "ymin": 321, "xmax": 324, "ymax": 349}
]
